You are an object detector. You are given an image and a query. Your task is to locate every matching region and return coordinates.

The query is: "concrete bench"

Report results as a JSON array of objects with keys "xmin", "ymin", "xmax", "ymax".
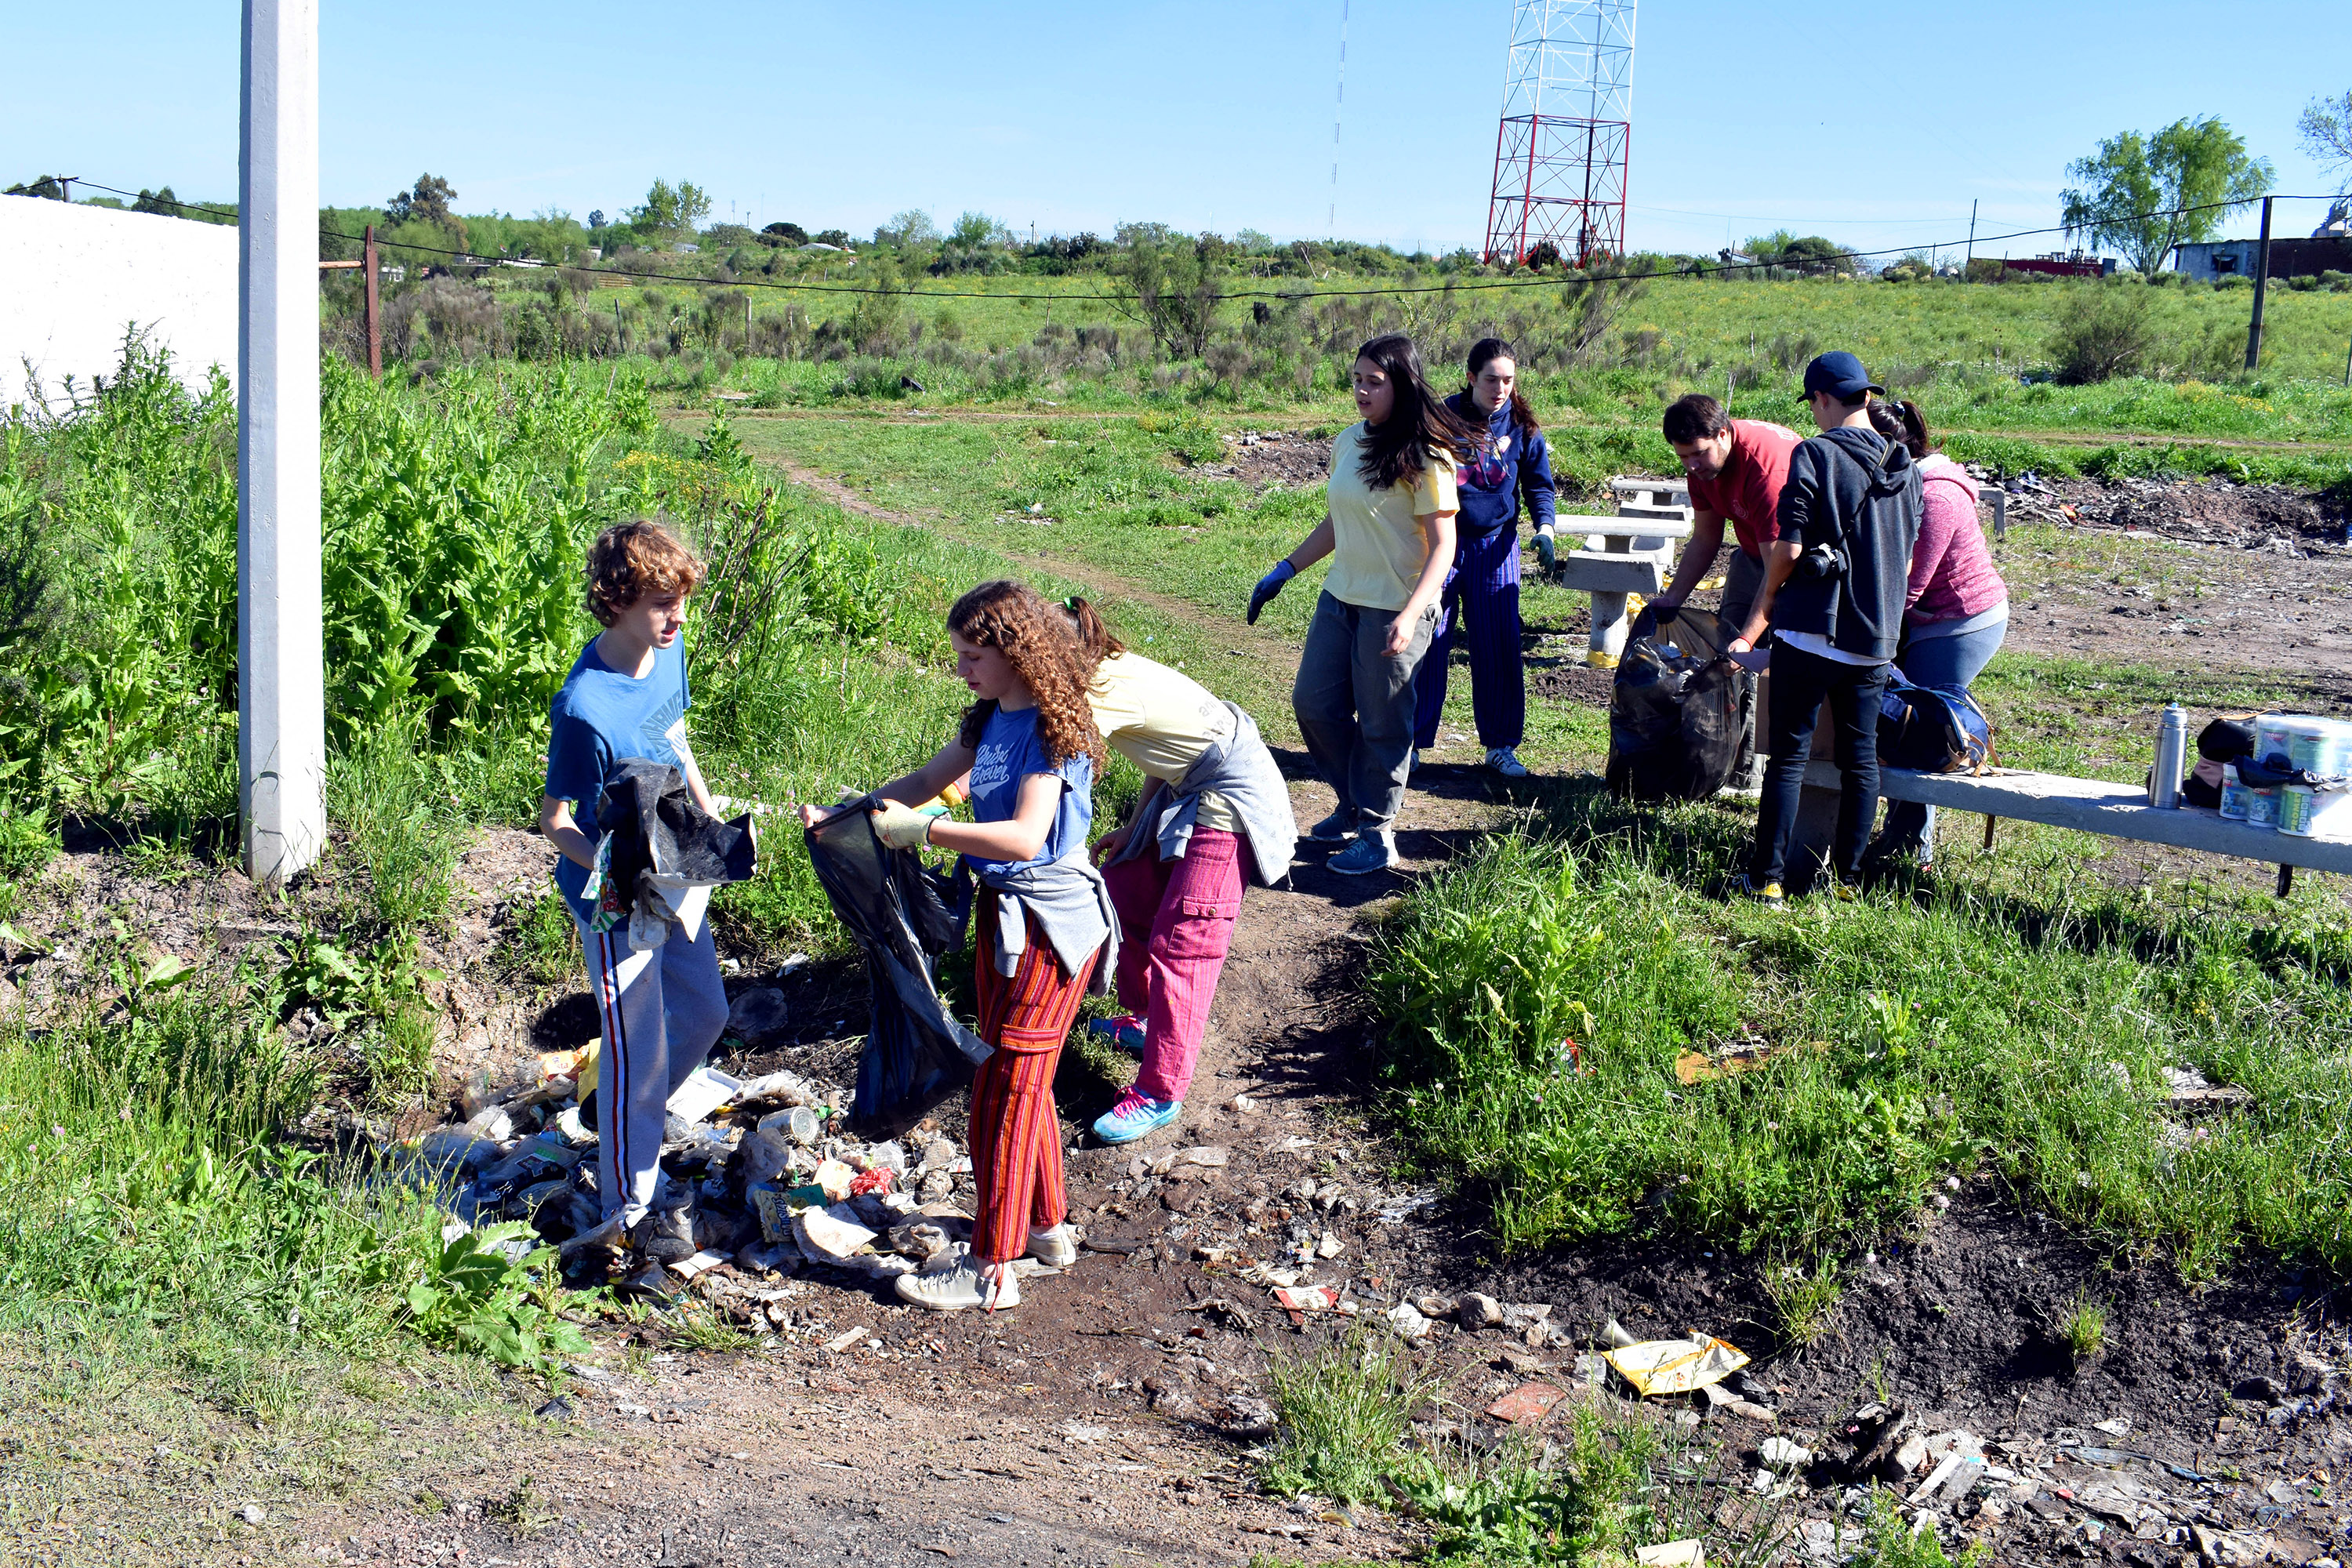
[
  {"xmin": 1541, "ymin": 476, "xmax": 1700, "ymax": 667},
  {"xmin": 1796, "ymin": 760, "xmax": 2352, "ymax": 895},
  {"xmin": 1554, "ymin": 514, "xmax": 1694, "ymax": 666}
]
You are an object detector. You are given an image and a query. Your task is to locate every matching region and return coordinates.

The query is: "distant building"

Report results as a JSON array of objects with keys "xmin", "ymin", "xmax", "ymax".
[
  {"xmin": 2176, "ymin": 233, "xmax": 2352, "ymax": 281},
  {"xmin": 1, "ymin": 194, "xmax": 239, "ymax": 410}
]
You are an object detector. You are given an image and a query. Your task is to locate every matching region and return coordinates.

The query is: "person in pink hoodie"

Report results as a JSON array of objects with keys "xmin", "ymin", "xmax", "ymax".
[{"xmin": 1864, "ymin": 399, "xmax": 2009, "ymax": 869}]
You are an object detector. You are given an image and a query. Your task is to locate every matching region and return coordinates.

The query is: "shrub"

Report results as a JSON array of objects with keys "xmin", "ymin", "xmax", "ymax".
[{"xmin": 2049, "ymin": 284, "xmax": 2158, "ymax": 383}]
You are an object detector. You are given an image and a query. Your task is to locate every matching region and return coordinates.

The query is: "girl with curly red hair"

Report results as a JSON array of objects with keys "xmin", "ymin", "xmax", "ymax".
[{"xmin": 800, "ymin": 579, "xmax": 1115, "ymax": 1312}]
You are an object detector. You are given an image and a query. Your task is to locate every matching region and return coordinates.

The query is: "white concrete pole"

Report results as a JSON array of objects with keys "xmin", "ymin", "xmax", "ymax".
[{"xmin": 238, "ymin": 0, "xmax": 325, "ymax": 887}]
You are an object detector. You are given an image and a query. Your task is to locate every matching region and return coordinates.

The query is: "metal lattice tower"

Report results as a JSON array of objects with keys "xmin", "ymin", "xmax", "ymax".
[{"xmin": 1483, "ymin": 0, "xmax": 1636, "ymax": 267}]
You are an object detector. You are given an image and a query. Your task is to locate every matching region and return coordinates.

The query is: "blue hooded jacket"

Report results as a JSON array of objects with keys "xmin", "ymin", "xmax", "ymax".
[{"xmin": 1444, "ymin": 392, "xmax": 1557, "ymax": 535}]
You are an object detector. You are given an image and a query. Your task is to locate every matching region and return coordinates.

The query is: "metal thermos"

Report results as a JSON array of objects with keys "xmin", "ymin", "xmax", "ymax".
[{"xmin": 2151, "ymin": 702, "xmax": 2189, "ymax": 808}]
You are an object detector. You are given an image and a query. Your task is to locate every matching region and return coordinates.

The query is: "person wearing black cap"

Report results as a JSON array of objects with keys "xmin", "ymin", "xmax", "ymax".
[{"xmin": 1726, "ymin": 352, "xmax": 1922, "ymax": 903}]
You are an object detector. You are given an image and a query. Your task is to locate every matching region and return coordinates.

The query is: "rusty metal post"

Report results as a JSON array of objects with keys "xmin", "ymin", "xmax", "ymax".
[
  {"xmin": 2245, "ymin": 196, "xmax": 2274, "ymax": 372},
  {"xmin": 363, "ymin": 223, "xmax": 381, "ymax": 379}
]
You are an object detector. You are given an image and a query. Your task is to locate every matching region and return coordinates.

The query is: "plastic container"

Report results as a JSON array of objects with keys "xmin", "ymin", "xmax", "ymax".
[
  {"xmin": 2278, "ymin": 786, "xmax": 2352, "ymax": 840},
  {"xmin": 2256, "ymin": 714, "xmax": 2299, "ymax": 768},
  {"xmin": 2247, "ymin": 786, "xmax": 2285, "ymax": 829},
  {"xmin": 2287, "ymin": 718, "xmax": 2352, "ymax": 778},
  {"xmin": 2259, "ymin": 715, "xmax": 2332, "ymax": 772},
  {"xmin": 2218, "ymin": 764, "xmax": 2252, "ymax": 821}
]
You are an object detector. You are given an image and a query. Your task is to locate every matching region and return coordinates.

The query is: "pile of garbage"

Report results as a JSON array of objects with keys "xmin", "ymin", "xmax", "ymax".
[
  {"xmin": 386, "ymin": 1050, "xmax": 994, "ymax": 1308},
  {"xmin": 1448, "ymin": 1316, "xmax": 2350, "ymax": 1566}
]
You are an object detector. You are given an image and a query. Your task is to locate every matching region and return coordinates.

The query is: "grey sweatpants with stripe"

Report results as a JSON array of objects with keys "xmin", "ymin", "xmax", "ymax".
[{"xmin": 579, "ymin": 913, "xmax": 730, "ymax": 1227}]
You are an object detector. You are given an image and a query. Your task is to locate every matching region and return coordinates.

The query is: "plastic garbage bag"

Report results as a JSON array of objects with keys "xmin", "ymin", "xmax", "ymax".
[
  {"xmin": 1605, "ymin": 607, "xmax": 1754, "ymax": 801},
  {"xmin": 804, "ymin": 800, "xmax": 990, "ymax": 1133}
]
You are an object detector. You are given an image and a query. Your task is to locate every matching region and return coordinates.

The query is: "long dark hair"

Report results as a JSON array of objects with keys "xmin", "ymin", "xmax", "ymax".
[
  {"xmin": 1465, "ymin": 337, "xmax": 1541, "ymax": 434},
  {"xmin": 1865, "ymin": 397, "xmax": 1934, "ymax": 459},
  {"xmin": 1059, "ymin": 595, "xmax": 1126, "ymax": 675},
  {"xmin": 1353, "ymin": 334, "xmax": 1476, "ymax": 491}
]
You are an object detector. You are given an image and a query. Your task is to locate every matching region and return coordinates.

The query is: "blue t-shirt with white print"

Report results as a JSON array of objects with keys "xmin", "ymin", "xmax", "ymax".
[
  {"xmin": 965, "ymin": 702, "xmax": 1092, "ymax": 874},
  {"xmin": 545, "ymin": 635, "xmax": 691, "ymax": 921}
]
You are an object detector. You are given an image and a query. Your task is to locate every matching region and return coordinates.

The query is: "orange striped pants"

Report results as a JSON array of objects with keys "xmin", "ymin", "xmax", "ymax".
[{"xmin": 970, "ymin": 893, "xmax": 1099, "ymax": 1264}]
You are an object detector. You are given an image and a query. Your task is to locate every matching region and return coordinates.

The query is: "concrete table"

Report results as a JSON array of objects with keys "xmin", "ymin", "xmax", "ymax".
[
  {"xmin": 1554, "ymin": 514, "xmax": 1694, "ymax": 666},
  {"xmin": 1789, "ymin": 759, "xmax": 2352, "ymax": 895}
]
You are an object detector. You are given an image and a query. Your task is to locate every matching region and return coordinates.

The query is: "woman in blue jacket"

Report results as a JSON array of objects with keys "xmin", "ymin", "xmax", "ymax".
[{"xmin": 1412, "ymin": 337, "xmax": 1556, "ymax": 778}]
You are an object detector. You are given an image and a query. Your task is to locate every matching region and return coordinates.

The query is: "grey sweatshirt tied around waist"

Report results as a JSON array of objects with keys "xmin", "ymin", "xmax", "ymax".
[
  {"xmin": 1106, "ymin": 702, "xmax": 1298, "ymax": 888},
  {"xmin": 958, "ymin": 846, "xmax": 1119, "ymax": 994}
]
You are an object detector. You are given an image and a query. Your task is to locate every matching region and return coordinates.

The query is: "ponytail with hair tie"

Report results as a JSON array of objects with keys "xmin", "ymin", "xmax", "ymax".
[{"xmin": 1058, "ymin": 593, "xmax": 1127, "ymax": 671}]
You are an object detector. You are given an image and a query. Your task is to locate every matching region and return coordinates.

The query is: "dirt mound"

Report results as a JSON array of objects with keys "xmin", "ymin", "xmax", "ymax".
[
  {"xmin": 1212, "ymin": 430, "xmax": 1330, "ymax": 490},
  {"xmin": 2029, "ymin": 474, "xmax": 2349, "ymax": 552}
]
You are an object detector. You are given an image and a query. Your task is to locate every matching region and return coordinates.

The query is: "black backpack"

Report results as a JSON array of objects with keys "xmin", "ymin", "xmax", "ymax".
[{"xmin": 1877, "ymin": 673, "xmax": 1995, "ymax": 774}]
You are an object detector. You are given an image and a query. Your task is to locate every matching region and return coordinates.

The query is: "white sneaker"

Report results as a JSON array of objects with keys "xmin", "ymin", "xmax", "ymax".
[
  {"xmin": 1486, "ymin": 746, "xmax": 1530, "ymax": 779},
  {"xmin": 1026, "ymin": 1222, "xmax": 1079, "ymax": 1268},
  {"xmin": 895, "ymin": 1254, "xmax": 1022, "ymax": 1312}
]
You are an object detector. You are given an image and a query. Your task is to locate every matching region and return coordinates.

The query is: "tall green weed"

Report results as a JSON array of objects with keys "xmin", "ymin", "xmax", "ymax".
[{"xmin": 1373, "ymin": 811, "xmax": 2352, "ymax": 1277}]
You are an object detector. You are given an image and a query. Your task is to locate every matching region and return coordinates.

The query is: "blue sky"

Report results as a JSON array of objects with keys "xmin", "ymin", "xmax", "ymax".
[{"xmin": 14, "ymin": 2, "xmax": 2346, "ymax": 260}]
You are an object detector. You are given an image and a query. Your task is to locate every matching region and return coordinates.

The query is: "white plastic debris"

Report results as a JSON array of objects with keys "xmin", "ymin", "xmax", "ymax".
[
  {"xmin": 794, "ymin": 1203, "xmax": 879, "ymax": 1261},
  {"xmin": 665, "ymin": 1065, "xmax": 743, "ymax": 1127},
  {"xmin": 1635, "ymin": 1542, "xmax": 1704, "ymax": 1566}
]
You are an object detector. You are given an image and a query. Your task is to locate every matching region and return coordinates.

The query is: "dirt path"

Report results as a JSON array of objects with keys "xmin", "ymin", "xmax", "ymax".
[{"xmin": 253, "ymin": 456, "xmax": 1529, "ymax": 1568}]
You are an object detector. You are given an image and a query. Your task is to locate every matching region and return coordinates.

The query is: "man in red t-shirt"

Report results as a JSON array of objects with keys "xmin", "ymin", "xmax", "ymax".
[{"xmin": 1650, "ymin": 394, "xmax": 1802, "ymax": 633}]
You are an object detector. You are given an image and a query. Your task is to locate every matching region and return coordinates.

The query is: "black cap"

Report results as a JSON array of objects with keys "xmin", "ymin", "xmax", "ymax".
[{"xmin": 1802, "ymin": 350, "xmax": 1886, "ymax": 399}]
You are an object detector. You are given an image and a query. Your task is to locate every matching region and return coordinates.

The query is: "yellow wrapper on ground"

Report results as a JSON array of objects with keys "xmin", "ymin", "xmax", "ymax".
[{"xmin": 1603, "ymin": 1335, "xmax": 1750, "ymax": 1396}]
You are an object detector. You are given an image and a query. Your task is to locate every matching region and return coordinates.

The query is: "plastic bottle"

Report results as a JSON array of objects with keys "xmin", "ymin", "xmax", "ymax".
[{"xmin": 2150, "ymin": 702, "xmax": 2188, "ymax": 809}]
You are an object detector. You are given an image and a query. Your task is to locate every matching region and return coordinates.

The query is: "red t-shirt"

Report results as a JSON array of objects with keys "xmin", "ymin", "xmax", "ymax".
[{"xmin": 1685, "ymin": 419, "xmax": 1802, "ymax": 561}]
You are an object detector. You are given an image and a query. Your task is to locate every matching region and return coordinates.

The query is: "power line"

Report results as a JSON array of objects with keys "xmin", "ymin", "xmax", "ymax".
[{"xmin": 65, "ymin": 178, "xmax": 2341, "ymax": 303}]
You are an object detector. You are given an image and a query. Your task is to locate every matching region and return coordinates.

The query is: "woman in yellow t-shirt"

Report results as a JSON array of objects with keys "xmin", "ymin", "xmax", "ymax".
[
  {"xmin": 1247, "ymin": 334, "xmax": 1472, "ymax": 874},
  {"xmin": 1060, "ymin": 599, "xmax": 1297, "ymax": 1145}
]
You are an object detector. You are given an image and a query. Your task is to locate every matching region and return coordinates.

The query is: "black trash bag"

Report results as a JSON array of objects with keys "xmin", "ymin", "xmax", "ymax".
[
  {"xmin": 1604, "ymin": 606, "xmax": 1755, "ymax": 802},
  {"xmin": 804, "ymin": 799, "xmax": 991, "ymax": 1135},
  {"xmin": 594, "ymin": 757, "xmax": 757, "ymax": 901}
]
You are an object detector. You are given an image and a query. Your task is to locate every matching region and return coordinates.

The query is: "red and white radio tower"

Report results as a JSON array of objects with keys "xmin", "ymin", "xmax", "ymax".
[{"xmin": 1482, "ymin": 0, "xmax": 1637, "ymax": 267}]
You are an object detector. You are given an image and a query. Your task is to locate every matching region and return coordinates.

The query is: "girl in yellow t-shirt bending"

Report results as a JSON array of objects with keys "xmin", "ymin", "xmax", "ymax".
[
  {"xmin": 1062, "ymin": 598, "xmax": 1298, "ymax": 1145},
  {"xmin": 1247, "ymin": 334, "xmax": 1472, "ymax": 875}
]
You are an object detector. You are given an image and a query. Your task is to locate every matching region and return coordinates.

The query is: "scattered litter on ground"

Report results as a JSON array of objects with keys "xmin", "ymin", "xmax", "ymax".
[
  {"xmin": 1673, "ymin": 1040, "xmax": 1827, "ymax": 1085},
  {"xmin": 1634, "ymin": 1541, "xmax": 1704, "ymax": 1566},
  {"xmin": 1603, "ymin": 1334, "xmax": 1751, "ymax": 1396},
  {"xmin": 1375, "ymin": 1189, "xmax": 1438, "ymax": 1222},
  {"xmin": 1485, "ymin": 1381, "xmax": 1570, "ymax": 1425}
]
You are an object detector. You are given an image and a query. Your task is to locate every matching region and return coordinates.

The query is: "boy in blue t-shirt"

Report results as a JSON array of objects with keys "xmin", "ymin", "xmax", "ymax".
[{"xmin": 539, "ymin": 521, "xmax": 730, "ymax": 1271}]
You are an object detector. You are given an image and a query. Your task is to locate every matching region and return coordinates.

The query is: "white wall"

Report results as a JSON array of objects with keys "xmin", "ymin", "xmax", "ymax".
[{"xmin": 0, "ymin": 194, "xmax": 240, "ymax": 414}]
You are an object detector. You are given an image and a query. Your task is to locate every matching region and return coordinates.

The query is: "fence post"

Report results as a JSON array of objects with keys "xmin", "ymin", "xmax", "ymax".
[
  {"xmin": 2244, "ymin": 195, "xmax": 2274, "ymax": 372},
  {"xmin": 238, "ymin": 0, "xmax": 326, "ymax": 889},
  {"xmin": 363, "ymin": 223, "xmax": 382, "ymax": 379}
]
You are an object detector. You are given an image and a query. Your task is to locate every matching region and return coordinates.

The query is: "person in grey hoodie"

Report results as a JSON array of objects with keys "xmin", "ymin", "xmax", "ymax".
[{"xmin": 1728, "ymin": 352, "xmax": 1923, "ymax": 903}]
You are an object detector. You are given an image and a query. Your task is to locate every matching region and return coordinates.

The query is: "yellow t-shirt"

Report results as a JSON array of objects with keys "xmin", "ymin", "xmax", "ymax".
[
  {"xmin": 1322, "ymin": 423, "xmax": 1459, "ymax": 613},
  {"xmin": 1086, "ymin": 652, "xmax": 1243, "ymax": 833}
]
